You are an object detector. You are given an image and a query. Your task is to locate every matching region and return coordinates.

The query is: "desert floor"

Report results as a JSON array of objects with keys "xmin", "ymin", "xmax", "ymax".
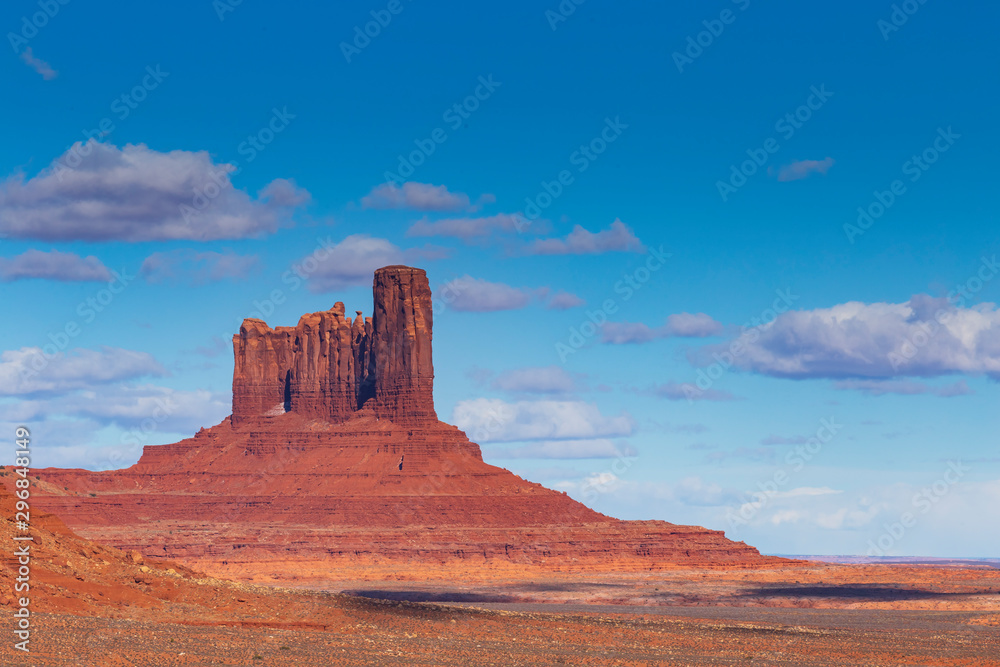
[{"xmin": 3, "ymin": 563, "xmax": 998, "ymax": 666}]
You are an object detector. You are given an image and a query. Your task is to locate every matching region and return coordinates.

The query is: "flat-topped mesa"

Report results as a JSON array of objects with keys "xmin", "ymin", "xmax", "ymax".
[{"xmin": 231, "ymin": 265, "xmax": 436, "ymax": 427}]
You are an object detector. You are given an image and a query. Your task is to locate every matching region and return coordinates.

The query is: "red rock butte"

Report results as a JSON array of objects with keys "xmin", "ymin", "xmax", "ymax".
[{"xmin": 32, "ymin": 265, "xmax": 780, "ymax": 581}]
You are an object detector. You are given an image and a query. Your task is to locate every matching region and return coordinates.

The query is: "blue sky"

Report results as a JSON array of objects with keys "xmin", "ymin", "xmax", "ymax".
[{"xmin": 2, "ymin": 0, "xmax": 998, "ymax": 557}]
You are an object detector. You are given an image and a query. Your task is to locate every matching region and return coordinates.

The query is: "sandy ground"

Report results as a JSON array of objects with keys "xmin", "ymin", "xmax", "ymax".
[
  {"xmin": 3, "ymin": 602, "xmax": 998, "ymax": 666},
  {"xmin": 3, "ymin": 563, "xmax": 998, "ymax": 666}
]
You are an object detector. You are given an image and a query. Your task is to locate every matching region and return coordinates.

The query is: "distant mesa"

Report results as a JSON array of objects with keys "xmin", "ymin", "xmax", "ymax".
[{"xmin": 25, "ymin": 266, "xmax": 783, "ymax": 581}]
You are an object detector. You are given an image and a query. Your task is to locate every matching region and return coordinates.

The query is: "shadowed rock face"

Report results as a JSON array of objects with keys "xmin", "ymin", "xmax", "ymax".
[
  {"xmin": 31, "ymin": 265, "xmax": 782, "ymax": 580},
  {"xmin": 232, "ymin": 265, "xmax": 436, "ymax": 426}
]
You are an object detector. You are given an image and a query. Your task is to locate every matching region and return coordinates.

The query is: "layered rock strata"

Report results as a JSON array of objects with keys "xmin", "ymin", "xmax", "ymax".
[
  {"xmin": 232, "ymin": 265, "xmax": 435, "ymax": 426},
  {"xmin": 31, "ymin": 265, "xmax": 781, "ymax": 581}
]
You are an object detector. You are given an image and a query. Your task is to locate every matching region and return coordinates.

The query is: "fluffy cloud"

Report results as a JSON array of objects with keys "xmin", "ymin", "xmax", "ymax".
[
  {"xmin": 451, "ymin": 398, "xmax": 634, "ymax": 443},
  {"xmin": 775, "ymin": 157, "xmax": 835, "ymax": 182},
  {"xmin": 140, "ymin": 250, "xmax": 259, "ymax": 284},
  {"xmin": 54, "ymin": 385, "xmax": 229, "ymax": 435},
  {"xmin": 439, "ymin": 275, "xmax": 535, "ymax": 312},
  {"xmin": 491, "ymin": 366, "xmax": 580, "ymax": 394},
  {"xmin": 701, "ymin": 295, "xmax": 1000, "ymax": 380},
  {"xmin": 361, "ymin": 181, "xmax": 475, "ymax": 211},
  {"xmin": 0, "ymin": 344, "xmax": 228, "ymax": 469},
  {"xmin": 664, "ymin": 312, "xmax": 725, "ymax": 337},
  {"xmin": 528, "ymin": 219, "xmax": 644, "ymax": 255},
  {"xmin": 602, "ymin": 312, "xmax": 723, "ymax": 344},
  {"xmin": 20, "ymin": 47, "xmax": 57, "ymax": 80},
  {"xmin": 487, "ymin": 439, "xmax": 636, "ymax": 459},
  {"xmin": 545, "ymin": 291, "xmax": 586, "ymax": 310},
  {"xmin": 552, "ymin": 474, "xmax": 738, "ymax": 509},
  {"xmin": 0, "ymin": 249, "xmax": 111, "ymax": 282},
  {"xmin": 304, "ymin": 235, "xmax": 445, "ymax": 291},
  {"xmin": 0, "ymin": 142, "xmax": 309, "ymax": 241},
  {"xmin": 0, "ymin": 347, "xmax": 165, "ymax": 396},
  {"xmin": 0, "ymin": 386, "xmax": 229, "ymax": 470}
]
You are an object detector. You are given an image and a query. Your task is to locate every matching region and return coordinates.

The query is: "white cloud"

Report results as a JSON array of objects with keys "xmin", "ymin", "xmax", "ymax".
[
  {"xmin": 775, "ymin": 157, "xmax": 835, "ymax": 182},
  {"xmin": 0, "ymin": 347, "xmax": 165, "ymax": 396},
  {"xmin": 528, "ymin": 219, "xmax": 644, "ymax": 255},
  {"xmin": 140, "ymin": 250, "xmax": 259, "ymax": 284},
  {"xmin": 700, "ymin": 295, "xmax": 1000, "ymax": 380},
  {"xmin": 0, "ymin": 249, "xmax": 111, "ymax": 282},
  {"xmin": 664, "ymin": 312, "xmax": 725, "ymax": 337},
  {"xmin": 361, "ymin": 182, "xmax": 473, "ymax": 211},
  {"xmin": 602, "ymin": 312, "xmax": 723, "ymax": 344},
  {"xmin": 492, "ymin": 366, "xmax": 580, "ymax": 394},
  {"xmin": 304, "ymin": 235, "xmax": 445, "ymax": 291},
  {"xmin": 451, "ymin": 398, "xmax": 634, "ymax": 443},
  {"xmin": 488, "ymin": 439, "xmax": 635, "ymax": 459},
  {"xmin": 56, "ymin": 385, "xmax": 229, "ymax": 434},
  {"xmin": 0, "ymin": 386, "xmax": 229, "ymax": 470},
  {"xmin": 440, "ymin": 275, "xmax": 535, "ymax": 312},
  {"xmin": 546, "ymin": 291, "xmax": 586, "ymax": 310},
  {"xmin": 0, "ymin": 142, "xmax": 309, "ymax": 241},
  {"xmin": 20, "ymin": 47, "xmax": 57, "ymax": 80}
]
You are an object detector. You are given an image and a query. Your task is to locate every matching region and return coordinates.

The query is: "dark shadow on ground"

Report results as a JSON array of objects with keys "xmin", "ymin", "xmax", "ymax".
[
  {"xmin": 342, "ymin": 590, "xmax": 519, "ymax": 603},
  {"xmin": 737, "ymin": 585, "xmax": 982, "ymax": 601}
]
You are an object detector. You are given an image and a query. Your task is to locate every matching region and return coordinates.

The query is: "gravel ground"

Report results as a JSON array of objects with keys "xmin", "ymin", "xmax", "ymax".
[{"xmin": 2, "ymin": 604, "xmax": 997, "ymax": 667}]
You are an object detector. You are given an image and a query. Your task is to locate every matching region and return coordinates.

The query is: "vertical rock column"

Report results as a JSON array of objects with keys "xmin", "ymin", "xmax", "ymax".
[
  {"xmin": 287, "ymin": 304, "xmax": 359, "ymax": 423},
  {"xmin": 232, "ymin": 319, "xmax": 295, "ymax": 425},
  {"xmin": 370, "ymin": 266, "xmax": 437, "ymax": 424}
]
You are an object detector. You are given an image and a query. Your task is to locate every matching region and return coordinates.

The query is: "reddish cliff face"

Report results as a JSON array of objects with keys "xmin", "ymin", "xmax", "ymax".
[
  {"xmin": 370, "ymin": 266, "xmax": 436, "ymax": 424},
  {"xmin": 232, "ymin": 265, "xmax": 434, "ymax": 427},
  {"xmin": 30, "ymin": 265, "xmax": 781, "ymax": 581}
]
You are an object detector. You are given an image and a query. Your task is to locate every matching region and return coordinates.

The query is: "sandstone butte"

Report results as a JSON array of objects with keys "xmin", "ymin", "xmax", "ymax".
[{"xmin": 28, "ymin": 265, "xmax": 783, "ymax": 583}]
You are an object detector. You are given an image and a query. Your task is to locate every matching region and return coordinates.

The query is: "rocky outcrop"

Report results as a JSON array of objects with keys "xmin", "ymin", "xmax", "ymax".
[
  {"xmin": 232, "ymin": 265, "xmax": 435, "ymax": 426},
  {"xmin": 31, "ymin": 264, "xmax": 783, "ymax": 581}
]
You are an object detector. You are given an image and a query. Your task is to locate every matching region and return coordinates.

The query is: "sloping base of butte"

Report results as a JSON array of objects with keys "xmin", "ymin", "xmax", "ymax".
[{"xmin": 31, "ymin": 266, "xmax": 782, "ymax": 582}]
